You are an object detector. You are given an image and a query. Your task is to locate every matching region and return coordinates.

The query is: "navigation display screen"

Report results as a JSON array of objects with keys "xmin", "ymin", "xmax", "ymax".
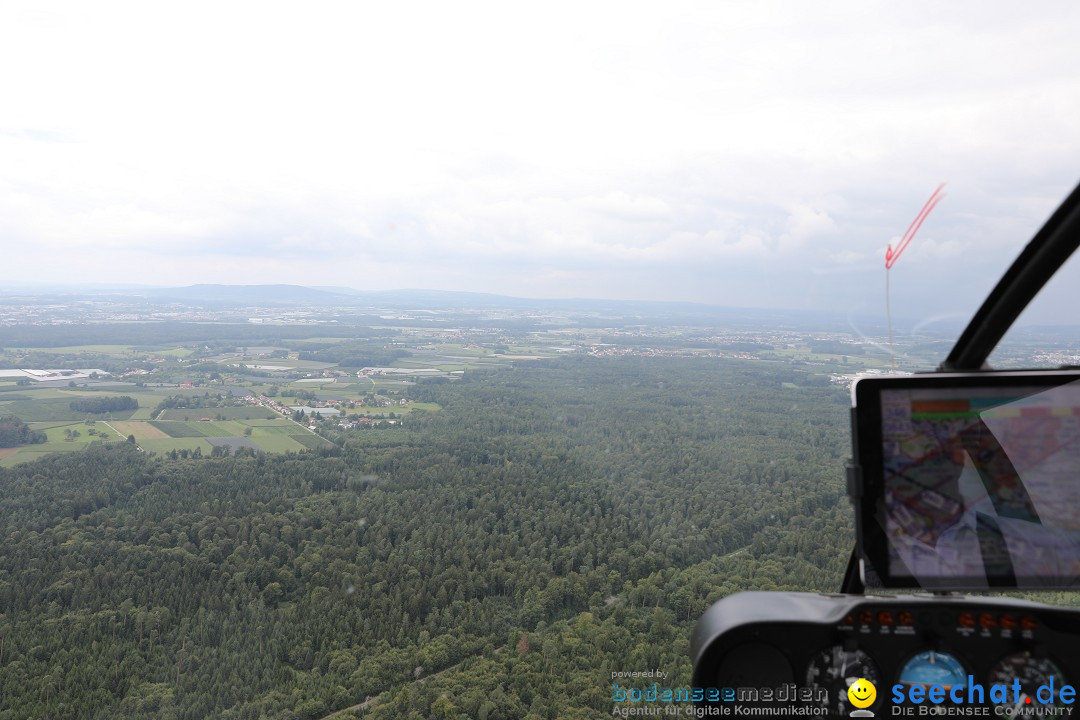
[{"xmin": 854, "ymin": 373, "xmax": 1080, "ymax": 589}]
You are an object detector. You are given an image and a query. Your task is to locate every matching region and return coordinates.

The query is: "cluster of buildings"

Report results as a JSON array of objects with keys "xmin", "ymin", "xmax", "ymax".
[{"xmin": 0, "ymin": 368, "xmax": 109, "ymax": 383}]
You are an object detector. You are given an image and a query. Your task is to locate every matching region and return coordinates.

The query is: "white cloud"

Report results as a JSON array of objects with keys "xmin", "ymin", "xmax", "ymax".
[
  {"xmin": 580, "ymin": 192, "xmax": 672, "ymax": 223},
  {"xmin": 0, "ymin": 0, "xmax": 1078, "ymax": 320}
]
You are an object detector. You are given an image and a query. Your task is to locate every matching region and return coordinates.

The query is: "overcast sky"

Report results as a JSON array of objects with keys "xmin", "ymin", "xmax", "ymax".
[{"xmin": 2, "ymin": 1, "xmax": 1080, "ymax": 325}]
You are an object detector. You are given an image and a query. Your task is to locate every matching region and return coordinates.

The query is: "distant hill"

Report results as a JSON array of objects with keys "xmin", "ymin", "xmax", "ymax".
[
  {"xmin": 0, "ymin": 282, "xmax": 911, "ymax": 331},
  {"xmin": 139, "ymin": 284, "xmax": 349, "ymax": 306}
]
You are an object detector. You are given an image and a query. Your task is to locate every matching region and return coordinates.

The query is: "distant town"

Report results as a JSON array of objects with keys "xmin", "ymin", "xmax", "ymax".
[{"xmin": 0, "ymin": 283, "xmax": 1075, "ymax": 466}]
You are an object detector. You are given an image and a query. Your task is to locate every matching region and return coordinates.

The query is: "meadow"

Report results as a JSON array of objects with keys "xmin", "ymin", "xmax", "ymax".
[{"xmin": 2, "ymin": 408, "xmax": 329, "ymax": 465}]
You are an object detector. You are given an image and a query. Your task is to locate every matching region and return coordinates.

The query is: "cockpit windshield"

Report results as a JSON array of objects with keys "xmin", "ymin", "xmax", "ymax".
[{"xmin": 2, "ymin": 3, "xmax": 1080, "ymax": 719}]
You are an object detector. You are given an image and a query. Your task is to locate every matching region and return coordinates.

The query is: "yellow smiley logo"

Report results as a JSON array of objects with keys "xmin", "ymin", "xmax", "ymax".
[{"xmin": 848, "ymin": 678, "xmax": 877, "ymax": 709}]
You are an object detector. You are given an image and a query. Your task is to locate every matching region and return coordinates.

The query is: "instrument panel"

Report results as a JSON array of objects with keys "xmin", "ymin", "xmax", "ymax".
[{"xmin": 691, "ymin": 592, "xmax": 1080, "ymax": 717}]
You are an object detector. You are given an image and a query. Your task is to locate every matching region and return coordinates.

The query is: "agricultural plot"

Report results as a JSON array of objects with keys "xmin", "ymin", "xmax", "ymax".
[
  {"xmin": 143, "ymin": 418, "xmax": 320, "ymax": 454},
  {"xmin": 7, "ymin": 388, "xmax": 93, "ymax": 399},
  {"xmin": 241, "ymin": 423, "xmax": 300, "ymax": 434},
  {"xmin": 149, "ymin": 421, "xmax": 206, "ymax": 438},
  {"xmin": 299, "ymin": 390, "xmax": 361, "ymax": 402},
  {"xmin": 207, "ymin": 437, "xmax": 261, "ymax": 451},
  {"xmin": 204, "ymin": 420, "xmax": 249, "ymax": 436},
  {"xmin": 290, "ymin": 433, "xmax": 331, "ymax": 450},
  {"xmin": 20, "ymin": 344, "xmax": 136, "ymax": 355},
  {"xmin": 156, "ymin": 406, "xmax": 275, "ymax": 421},
  {"xmin": 151, "ymin": 347, "xmax": 194, "ymax": 358},
  {"xmin": 350, "ymin": 401, "xmax": 440, "ymax": 415},
  {"xmin": 41, "ymin": 422, "xmax": 112, "ymax": 444},
  {"xmin": 1, "ymin": 450, "xmax": 57, "ymax": 468},
  {"xmin": 0, "ymin": 421, "xmax": 118, "ymax": 466},
  {"xmin": 140, "ymin": 438, "xmax": 215, "ymax": 455},
  {"xmin": 0, "ymin": 387, "xmax": 169, "ymax": 422},
  {"xmin": 427, "ymin": 343, "xmax": 492, "ymax": 357},
  {"xmin": 245, "ymin": 434, "xmax": 311, "ymax": 452},
  {"xmin": 1, "ymin": 397, "xmax": 139, "ymax": 422},
  {"xmin": 109, "ymin": 421, "xmax": 169, "ymax": 440},
  {"xmin": 362, "ymin": 378, "xmax": 414, "ymax": 389},
  {"xmin": 235, "ymin": 418, "xmax": 290, "ymax": 428}
]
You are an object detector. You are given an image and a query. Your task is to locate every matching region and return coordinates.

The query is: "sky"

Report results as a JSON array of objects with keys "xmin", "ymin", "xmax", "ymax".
[{"xmin": 2, "ymin": 1, "xmax": 1080, "ymax": 325}]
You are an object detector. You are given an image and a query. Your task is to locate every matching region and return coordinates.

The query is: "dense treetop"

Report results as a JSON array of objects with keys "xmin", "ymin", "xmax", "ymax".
[{"xmin": 0, "ymin": 357, "xmax": 854, "ymax": 719}]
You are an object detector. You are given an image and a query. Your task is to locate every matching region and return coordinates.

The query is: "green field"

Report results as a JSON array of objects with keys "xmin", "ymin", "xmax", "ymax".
[
  {"xmin": 147, "ymin": 418, "xmax": 314, "ymax": 451},
  {"xmin": 289, "ymin": 337, "xmax": 352, "ymax": 345},
  {"xmin": 0, "ymin": 387, "xmax": 171, "ymax": 422},
  {"xmin": 242, "ymin": 424, "xmax": 300, "ymax": 434},
  {"xmin": 0, "ymin": 397, "xmax": 137, "ymax": 422},
  {"xmin": 290, "ymin": 433, "xmax": 331, "ymax": 450},
  {"xmin": 7, "ymin": 416, "xmax": 332, "ymax": 458},
  {"xmin": 29, "ymin": 420, "xmax": 86, "ymax": 430},
  {"xmin": 3, "ymin": 387, "xmax": 93, "ymax": 399},
  {"xmin": 246, "ymin": 434, "xmax": 310, "ymax": 452},
  {"xmin": 346, "ymin": 401, "xmax": 440, "ymax": 416},
  {"xmin": 0, "ymin": 421, "xmax": 118, "ymax": 466},
  {"xmin": 0, "ymin": 449, "xmax": 75, "ymax": 468},
  {"xmin": 428, "ymin": 343, "xmax": 491, "ymax": 357},
  {"xmin": 364, "ymin": 378, "xmax": 415, "ymax": 389},
  {"xmin": 140, "ymin": 438, "xmax": 215, "ymax": 454},
  {"xmin": 41, "ymin": 422, "xmax": 116, "ymax": 444},
  {"xmin": 235, "ymin": 418, "xmax": 291, "ymax": 427},
  {"xmin": 150, "ymin": 421, "xmax": 206, "ymax": 438},
  {"xmin": 107, "ymin": 421, "xmax": 166, "ymax": 440},
  {"xmin": 314, "ymin": 382, "xmax": 362, "ymax": 392},
  {"xmin": 17, "ymin": 344, "xmax": 137, "ymax": 354},
  {"xmin": 204, "ymin": 420, "xmax": 249, "ymax": 435},
  {"xmin": 156, "ymin": 406, "xmax": 276, "ymax": 421}
]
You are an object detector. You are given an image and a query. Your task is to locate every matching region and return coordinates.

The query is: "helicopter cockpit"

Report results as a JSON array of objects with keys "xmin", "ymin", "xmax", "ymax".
[{"xmin": 691, "ymin": 181, "xmax": 1080, "ymax": 717}]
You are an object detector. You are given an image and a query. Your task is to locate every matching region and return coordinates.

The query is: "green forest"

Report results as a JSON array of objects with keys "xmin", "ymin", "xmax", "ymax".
[
  {"xmin": 0, "ymin": 416, "xmax": 47, "ymax": 448},
  {"xmin": 0, "ymin": 357, "xmax": 855, "ymax": 719}
]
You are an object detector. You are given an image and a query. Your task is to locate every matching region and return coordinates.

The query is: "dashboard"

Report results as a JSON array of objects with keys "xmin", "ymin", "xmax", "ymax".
[{"xmin": 691, "ymin": 592, "xmax": 1080, "ymax": 716}]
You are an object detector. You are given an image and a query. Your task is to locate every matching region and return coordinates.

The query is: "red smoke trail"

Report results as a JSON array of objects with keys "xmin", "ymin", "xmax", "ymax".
[
  {"xmin": 886, "ymin": 183, "xmax": 946, "ymax": 269},
  {"xmin": 885, "ymin": 183, "xmax": 946, "ymax": 366}
]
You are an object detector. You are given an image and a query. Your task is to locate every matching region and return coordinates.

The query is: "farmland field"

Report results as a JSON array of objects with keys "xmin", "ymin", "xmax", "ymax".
[
  {"xmin": 17, "ymin": 344, "xmax": 136, "ymax": 354},
  {"xmin": 149, "ymin": 421, "xmax": 208, "ymax": 438},
  {"xmin": 51, "ymin": 422, "xmax": 122, "ymax": 442},
  {"xmin": 109, "ymin": 421, "xmax": 169, "ymax": 440},
  {"xmin": 1, "ymin": 450, "xmax": 55, "ymax": 467},
  {"xmin": 247, "ymin": 434, "xmax": 310, "ymax": 452},
  {"xmin": 209, "ymin": 420, "xmax": 250, "ymax": 435},
  {"xmin": 139, "ymin": 438, "xmax": 215, "ymax": 454},
  {"xmin": 236, "ymin": 418, "xmax": 291, "ymax": 427},
  {"xmin": 243, "ymin": 424, "xmax": 299, "ymax": 434},
  {"xmin": 348, "ymin": 401, "xmax": 440, "ymax": 416},
  {"xmin": 156, "ymin": 406, "xmax": 276, "ymax": 421},
  {"xmin": 207, "ymin": 437, "xmax": 261, "ymax": 451},
  {"xmin": 289, "ymin": 433, "xmax": 331, "ymax": 450},
  {"xmin": 0, "ymin": 421, "xmax": 113, "ymax": 466},
  {"xmin": 1, "ymin": 397, "xmax": 138, "ymax": 422},
  {"xmin": 10, "ymin": 388, "xmax": 95, "ymax": 399},
  {"xmin": 148, "ymin": 417, "xmax": 309, "ymax": 441}
]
